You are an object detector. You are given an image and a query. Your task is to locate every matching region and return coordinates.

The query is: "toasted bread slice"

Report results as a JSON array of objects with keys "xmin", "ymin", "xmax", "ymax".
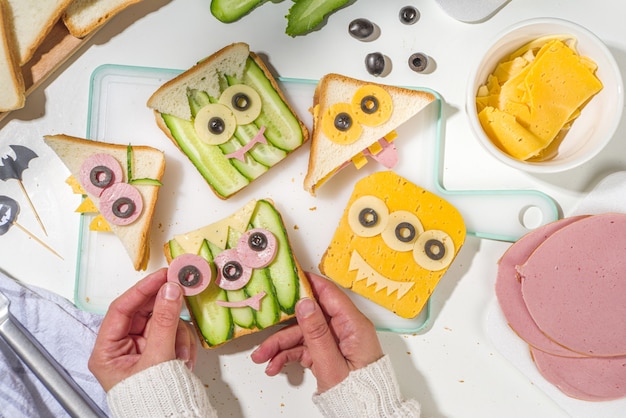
[
  {"xmin": 5, "ymin": 0, "xmax": 74, "ymax": 65},
  {"xmin": 44, "ymin": 134, "xmax": 165, "ymax": 270},
  {"xmin": 164, "ymin": 198, "xmax": 312, "ymax": 348},
  {"xmin": 63, "ymin": 0, "xmax": 142, "ymax": 38},
  {"xmin": 304, "ymin": 74, "xmax": 436, "ymax": 195},
  {"xmin": 147, "ymin": 42, "xmax": 308, "ymax": 199},
  {"xmin": 0, "ymin": 0, "xmax": 24, "ymax": 111}
]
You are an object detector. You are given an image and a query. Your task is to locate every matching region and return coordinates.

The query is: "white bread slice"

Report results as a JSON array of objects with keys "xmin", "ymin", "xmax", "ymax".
[
  {"xmin": 63, "ymin": 0, "xmax": 142, "ymax": 38},
  {"xmin": 304, "ymin": 74, "xmax": 436, "ymax": 195},
  {"xmin": 44, "ymin": 134, "xmax": 165, "ymax": 271},
  {"xmin": 147, "ymin": 42, "xmax": 250, "ymax": 121},
  {"xmin": 5, "ymin": 0, "xmax": 74, "ymax": 65},
  {"xmin": 0, "ymin": 0, "xmax": 24, "ymax": 111},
  {"xmin": 164, "ymin": 199, "xmax": 313, "ymax": 348}
]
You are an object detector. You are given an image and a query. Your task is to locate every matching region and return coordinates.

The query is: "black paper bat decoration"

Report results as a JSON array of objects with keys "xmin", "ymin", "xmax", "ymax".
[
  {"xmin": 0, "ymin": 195, "xmax": 18, "ymax": 235},
  {"xmin": 0, "ymin": 145, "xmax": 38, "ymax": 181}
]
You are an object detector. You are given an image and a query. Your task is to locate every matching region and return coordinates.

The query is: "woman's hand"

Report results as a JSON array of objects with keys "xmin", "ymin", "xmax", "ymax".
[
  {"xmin": 251, "ymin": 272, "xmax": 383, "ymax": 393},
  {"xmin": 88, "ymin": 268, "xmax": 197, "ymax": 391}
]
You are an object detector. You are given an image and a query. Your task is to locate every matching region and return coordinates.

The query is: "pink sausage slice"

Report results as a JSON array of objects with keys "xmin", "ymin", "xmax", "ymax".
[
  {"xmin": 496, "ymin": 216, "xmax": 588, "ymax": 357},
  {"xmin": 531, "ymin": 347, "xmax": 626, "ymax": 401},
  {"xmin": 519, "ymin": 213, "xmax": 626, "ymax": 357}
]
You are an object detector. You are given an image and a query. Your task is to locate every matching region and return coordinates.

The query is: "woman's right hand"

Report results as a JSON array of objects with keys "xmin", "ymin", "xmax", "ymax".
[{"xmin": 251, "ymin": 272, "xmax": 384, "ymax": 393}]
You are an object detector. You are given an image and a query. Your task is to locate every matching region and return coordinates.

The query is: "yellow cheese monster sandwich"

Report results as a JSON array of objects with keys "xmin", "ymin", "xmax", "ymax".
[{"xmin": 320, "ymin": 171, "xmax": 466, "ymax": 319}]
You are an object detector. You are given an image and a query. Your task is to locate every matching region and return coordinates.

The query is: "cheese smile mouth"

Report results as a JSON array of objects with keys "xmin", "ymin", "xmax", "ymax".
[
  {"xmin": 348, "ymin": 250, "xmax": 414, "ymax": 298},
  {"xmin": 216, "ymin": 291, "xmax": 267, "ymax": 310}
]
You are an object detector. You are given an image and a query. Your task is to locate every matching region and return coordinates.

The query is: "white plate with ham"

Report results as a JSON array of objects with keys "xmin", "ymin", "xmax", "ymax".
[{"xmin": 488, "ymin": 171, "xmax": 626, "ymax": 416}]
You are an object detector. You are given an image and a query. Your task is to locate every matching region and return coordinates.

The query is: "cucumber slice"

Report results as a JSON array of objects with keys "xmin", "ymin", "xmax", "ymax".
[
  {"xmin": 161, "ymin": 113, "xmax": 249, "ymax": 198},
  {"xmin": 223, "ymin": 229, "xmax": 256, "ymax": 328},
  {"xmin": 250, "ymin": 200, "xmax": 300, "ymax": 314},
  {"xmin": 169, "ymin": 239, "xmax": 234, "ymax": 347},
  {"xmin": 210, "ymin": 0, "xmax": 264, "ymax": 23},
  {"xmin": 240, "ymin": 58, "xmax": 305, "ymax": 151},
  {"xmin": 286, "ymin": 0, "xmax": 351, "ymax": 36},
  {"xmin": 245, "ymin": 268, "xmax": 280, "ymax": 329}
]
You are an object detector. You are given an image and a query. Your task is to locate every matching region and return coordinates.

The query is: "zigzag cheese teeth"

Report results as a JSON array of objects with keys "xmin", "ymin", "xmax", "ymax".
[
  {"xmin": 79, "ymin": 153, "xmax": 123, "ymax": 196},
  {"xmin": 99, "ymin": 182, "xmax": 143, "ymax": 225},
  {"xmin": 168, "ymin": 253, "xmax": 213, "ymax": 296}
]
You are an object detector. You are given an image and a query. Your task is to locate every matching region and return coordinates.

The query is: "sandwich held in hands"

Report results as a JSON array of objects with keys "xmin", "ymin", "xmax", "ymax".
[
  {"xmin": 304, "ymin": 73, "xmax": 435, "ymax": 195},
  {"xmin": 164, "ymin": 199, "xmax": 312, "ymax": 348},
  {"xmin": 148, "ymin": 42, "xmax": 308, "ymax": 200},
  {"xmin": 44, "ymin": 134, "xmax": 164, "ymax": 270}
]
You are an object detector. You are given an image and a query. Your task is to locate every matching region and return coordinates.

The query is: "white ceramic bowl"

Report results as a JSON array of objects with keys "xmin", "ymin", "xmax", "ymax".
[{"xmin": 466, "ymin": 18, "xmax": 624, "ymax": 173}]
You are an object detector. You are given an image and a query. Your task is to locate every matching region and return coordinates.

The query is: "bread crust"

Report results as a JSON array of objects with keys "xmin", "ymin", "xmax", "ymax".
[
  {"xmin": 303, "ymin": 73, "xmax": 436, "ymax": 195},
  {"xmin": 0, "ymin": 0, "xmax": 25, "ymax": 111},
  {"xmin": 43, "ymin": 133, "xmax": 165, "ymax": 270},
  {"xmin": 63, "ymin": 0, "xmax": 142, "ymax": 38}
]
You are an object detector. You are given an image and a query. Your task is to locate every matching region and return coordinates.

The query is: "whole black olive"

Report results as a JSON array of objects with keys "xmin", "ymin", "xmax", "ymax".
[
  {"xmin": 399, "ymin": 6, "xmax": 420, "ymax": 25},
  {"xmin": 348, "ymin": 18, "xmax": 380, "ymax": 42},
  {"xmin": 208, "ymin": 117, "xmax": 226, "ymax": 134},
  {"xmin": 408, "ymin": 52, "xmax": 429, "ymax": 73},
  {"xmin": 365, "ymin": 52, "xmax": 389, "ymax": 77}
]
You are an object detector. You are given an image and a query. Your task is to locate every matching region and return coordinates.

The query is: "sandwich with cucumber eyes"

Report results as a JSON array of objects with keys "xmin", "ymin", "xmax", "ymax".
[
  {"xmin": 147, "ymin": 42, "xmax": 308, "ymax": 200},
  {"xmin": 304, "ymin": 73, "xmax": 436, "ymax": 195},
  {"xmin": 44, "ymin": 134, "xmax": 165, "ymax": 271},
  {"xmin": 165, "ymin": 198, "xmax": 312, "ymax": 348}
]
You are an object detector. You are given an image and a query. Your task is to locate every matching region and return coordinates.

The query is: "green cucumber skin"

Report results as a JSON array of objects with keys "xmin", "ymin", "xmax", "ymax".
[
  {"xmin": 224, "ymin": 229, "xmax": 256, "ymax": 329},
  {"xmin": 246, "ymin": 268, "xmax": 280, "ymax": 329},
  {"xmin": 286, "ymin": 0, "xmax": 352, "ymax": 36},
  {"xmin": 162, "ymin": 114, "xmax": 249, "ymax": 198},
  {"xmin": 169, "ymin": 239, "xmax": 234, "ymax": 347},
  {"xmin": 239, "ymin": 58, "xmax": 305, "ymax": 151},
  {"xmin": 210, "ymin": 0, "xmax": 264, "ymax": 23},
  {"xmin": 250, "ymin": 200, "xmax": 300, "ymax": 314}
]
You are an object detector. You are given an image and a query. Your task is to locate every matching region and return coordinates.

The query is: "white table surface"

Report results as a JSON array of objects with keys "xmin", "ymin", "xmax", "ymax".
[{"xmin": 1, "ymin": 0, "xmax": 625, "ymax": 416}]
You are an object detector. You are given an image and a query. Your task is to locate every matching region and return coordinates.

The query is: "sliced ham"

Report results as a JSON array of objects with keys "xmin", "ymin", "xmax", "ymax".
[
  {"xmin": 518, "ymin": 213, "xmax": 626, "ymax": 357},
  {"xmin": 496, "ymin": 216, "xmax": 587, "ymax": 357},
  {"xmin": 531, "ymin": 347, "xmax": 626, "ymax": 401}
]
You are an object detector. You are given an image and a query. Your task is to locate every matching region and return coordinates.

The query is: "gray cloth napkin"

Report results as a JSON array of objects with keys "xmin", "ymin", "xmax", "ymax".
[{"xmin": 0, "ymin": 270, "xmax": 109, "ymax": 417}]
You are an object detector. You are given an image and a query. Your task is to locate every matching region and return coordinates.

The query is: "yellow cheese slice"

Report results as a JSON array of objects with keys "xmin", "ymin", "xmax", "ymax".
[
  {"xmin": 320, "ymin": 171, "xmax": 466, "ymax": 319},
  {"xmin": 90, "ymin": 214, "xmax": 111, "ymax": 232},
  {"xmin": 173, "ymin": 199, "xmax": 257, "ymax": 254},
  {"xmin": 75, "ymin": 197, "xmax": 98, "ymax": 213},
  {"xmin": 65, "ymin": 175, "xmax": 86, "ymax": 194}
]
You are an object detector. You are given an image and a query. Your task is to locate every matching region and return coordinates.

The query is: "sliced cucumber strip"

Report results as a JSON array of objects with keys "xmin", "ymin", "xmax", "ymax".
[
  {"xmin": 250, "ymin": 200, "xmax": 300, "ymax": 314},
  {"xmin": 246, "ymin": 268, "xmax": 280, "ymax": 329},
  {"xmin": 162, "ymin": 113, "xmax": 249, "ymax": 198},
  {"xmin": 240, "ymin": 58, "xmax": 304, "ymax": 151}
]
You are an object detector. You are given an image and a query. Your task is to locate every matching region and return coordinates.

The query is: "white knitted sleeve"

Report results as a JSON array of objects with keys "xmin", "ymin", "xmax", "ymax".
[
  {"xmin": 106, "ymin": 359, "xmax": 217, "ymax": 418},
  {"xmin": 312, "ymin": 355, "xmax": 421, "ymax": 418}
]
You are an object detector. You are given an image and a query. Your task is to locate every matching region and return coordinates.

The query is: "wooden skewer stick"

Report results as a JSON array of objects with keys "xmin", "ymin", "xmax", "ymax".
[
  {"xmin": 17, "ymin": 180, "xmax": 47, "ymax": 236},
  {"xmin": 12, "ymin": 221, "xmax": 63, "ymax": 260}
]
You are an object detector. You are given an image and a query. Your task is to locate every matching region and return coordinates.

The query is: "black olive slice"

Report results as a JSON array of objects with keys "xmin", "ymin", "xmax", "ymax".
[
  {"xmin": 358, "ymin": 208, "xmax": 379, "ymax": 227},
  {"xmin": 424, "ymin": 238, "xmax": 446, "ymax": 260},
  {"xmin": 360, "ymin": 95, "xmax": 379, "ymax": 114},
  {"xmin": 90, "ymin": 165, "xmax": 114, "ymax": 188},
  {"xmin": 222, "ymin": 261, "xmax": 243, "ymax": 281},
  {"xmin": 231, "ymin": 92, "xmax": 251, "ymax": 111},
  {"xmin": 395, "ymin": 221, "xmax": 417, "ymax": 243},
  {"xmin": 408, "ymin": 53, "xmax": 429, "ymax": 73},
  {"xmin": 112, "ymin": 197, "xmax": 136, "ymax": 219},
  {"xmin": 248, "ymin": 231, "xmax": 268, "ymax": 251},
  {"xmin": 178, "ymin": 265, "xmax": 201, "ymax": 287},
  {"xmin": 334, "ymin": 112, "xmax": 353, "ymax": 131}
]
